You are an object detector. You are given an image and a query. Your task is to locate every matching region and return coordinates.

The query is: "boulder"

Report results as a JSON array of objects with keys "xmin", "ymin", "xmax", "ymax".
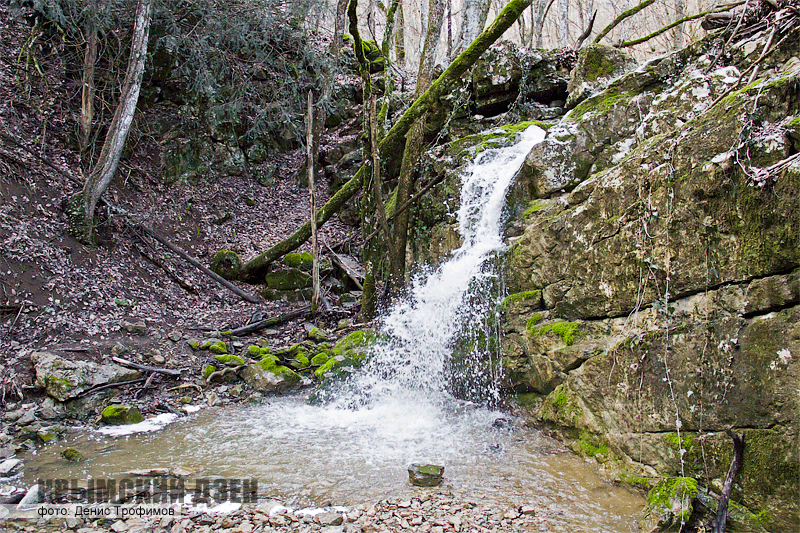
[
  {"xmin": 31, "ymin": 352, "xmax": 141, "ymax": 402},
  {"xmin": 502, "ymin": 36, "xmax": 800, "ymax": 529},
  {"xmin": 565, "ymin": 44, "xmax": 637, "ymax": 109},
  {"xmin": 100, "ymin": 405, "xmax": 144, "ymax": 425},
  {"xmin": 240, "ymin": 359, "xmax": 301, "ymax": 393},
  {"xmin": 264, "ymin": 268, "xmax": 312, "ymax": 290},
  {"xmin": 407, "ymin": 464, "xmax": 444, "ymax": 487}
]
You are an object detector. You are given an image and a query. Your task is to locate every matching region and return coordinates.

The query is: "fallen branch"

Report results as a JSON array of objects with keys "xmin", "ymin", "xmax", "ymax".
[
  {"xmin": 224, "ymin": 305, "xmax": 313, "ymax": 337},
  {"xmin": 711, "ymin": 430, "xmax": 745, "ymax": 533},
  {"xmin": 574, "ymin": 10, "xmax": 597, "ymax": 50},
  {"xmin": 116, "ymin": 209, "xmax": 261, "ymax": 304},
  {"xmin": 111, "ymin": 356, "xmax": 182, "ymax": 376},
  {"xmin": 74, "ymin": 377, "xmax": 146, "ymax": 398},
  {"xmin": 324, "ymin": 240, "xmax": 364, "ymax": 290},
  {"xmin": 132, "ymin": 239, "xmax": 197, "ymax": 294},
  {"xmin": 617, "ymin": 7, "xmax": 725, "ymax": 48}
]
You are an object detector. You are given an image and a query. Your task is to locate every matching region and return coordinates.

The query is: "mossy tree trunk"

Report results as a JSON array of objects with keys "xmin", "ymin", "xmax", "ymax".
[
  {"xmin": 390, "ymin": 0, "xmax": 445, "ymax": 290},
  {"xmin": 234, "ymin": 0, "xmax": 534, "ymax": 282},
  {"xmin": 69, "ymin": 0, "xmax": 152, "ymax": 244}
]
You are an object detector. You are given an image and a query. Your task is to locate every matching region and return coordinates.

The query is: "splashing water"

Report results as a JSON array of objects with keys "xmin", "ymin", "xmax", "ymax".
[{"xmin": 327, "ymin": 125, "xmax": 546, "ymax": 410}]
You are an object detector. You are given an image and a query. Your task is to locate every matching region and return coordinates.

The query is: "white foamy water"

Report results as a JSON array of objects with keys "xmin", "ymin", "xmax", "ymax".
[{"xmin": 326, "ymin": 125, "xmax": 547, "ymax": 409}]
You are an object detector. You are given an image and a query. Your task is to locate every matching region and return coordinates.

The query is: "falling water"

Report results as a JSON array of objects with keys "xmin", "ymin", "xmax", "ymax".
[{"xmin": 326, "ymin": 124, "xmax": 547, "ymax": 410}]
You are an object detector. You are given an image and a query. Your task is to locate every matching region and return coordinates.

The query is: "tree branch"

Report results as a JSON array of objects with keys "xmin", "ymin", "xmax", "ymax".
[
  {"xmin": 711, "ymin": 430, "xmax": 745, "ymax": 533},
  {"xmin": 236, "ymin": 0, "xmax": 534, "ymax": 282},
  {"xmin": 593, "ymin": 0, "xmax": 657, "ymax": 44},
  {"xmin": 617, "ymin": 8, "xmax": 718, "ymax": 48}
]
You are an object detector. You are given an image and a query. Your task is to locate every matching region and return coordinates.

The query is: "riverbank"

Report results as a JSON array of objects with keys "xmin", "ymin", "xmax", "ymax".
[{"xmin": 2, "ymin": 489, "xmax": 621, "ymax": 533}]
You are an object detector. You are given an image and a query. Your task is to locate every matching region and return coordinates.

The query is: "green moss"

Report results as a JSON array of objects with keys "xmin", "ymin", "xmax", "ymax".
[
  {"xmin": 46, "ymin": 375, "xmax": 74, "ymax": 391},
  {"xmin": 621, "ymin": 474, "xmax": 652, "ymax": 491},
  {"xmin": 203, "ymin": 364, "xmax": 216, "ymax": 379},
  {"xmin": 247, "ymin": 345, "xmax": 261, "ymax": 358},
  {"xmin": 525, "ymin": 313, "xmax": 544, "ymax": 336},
  {"xmin": 214, "ymin": 354, "xmax": 245, "ymax": 366},
  {"xmin": 582, "ymin": 45, "xmax": 618, "ymax": 81},
  {"xmin": 502, "ymin": 290, "xmax": 542, "ymax": 308},
  {"xmin": 188, "ymin": 340, "xmax": 200, "ymax": 350},
  {"xmin": 100, "ymin": 405, "xmax": 144, "ymax": 425},
  {"xmin": 264, "ymin": 268, "xmax": 312, "ymax": 290},
  {"xmin": 209, "ymin": 249, "xmax": 242, "ymax": 280},
  {"xmin": 290, "ymin": 354, "xmax": 310, "ymax": 369},
  {"xmin": 646, "ymin": 477, "xmax": 698, "ymax": 523},
  {"xmin": 314, "ymin": 357, "xmax": 338, "ymax": 377},
  {"xmin": 576, "ymin": 431, "xmax": 609, "ymax": 457},
  {"xmin": 522, "ymin": 200, "xmax": 549, "ymax": 217},
  {"xmin": 533, "ymin": 321, "xmax": 581, "ymax": 346},
  {"xmin": 310, "ymin": 352, "xmax": 329, "ymax": 366},
  {"xmin": 538, "ymin": 384, "xmax": 582, "ymax": 425},
  {"xmin": 283, "ymin": 252, "xmax": 314, "ymax": 271},
  {"xmin": 208, "ymin": 341, "xmax": 228, "ymax": 355},
  {"xmin": 571, "ymin": 87, "xmax": 632, "ymax": 120},
  {"xmin": 62, "ymin": 447, "xmax": 83, "ymax": 462},
  {"xmin": 332, "ymin": 329, "xmax": 377, "ymax": 356}
]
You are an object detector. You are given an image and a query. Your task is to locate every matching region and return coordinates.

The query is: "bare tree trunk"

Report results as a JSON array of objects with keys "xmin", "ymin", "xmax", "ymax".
[
  {"xmin": 453, "ymin": 0, "xmax": 492, "ymax": 55},
  {"xmin": 557, "ymin": 0, "xmax": 569, "ymax": 46},
  {"xmin": 69, "ymin": 0, "xmax": 152, "ymax": 244},
  {"xmin": 307, "ymin": 92, "xmax": 320, "ymax": 313},
  {"xmin": 390, "ymin": 0, "xmax": 445, "ymax": 290},
  {"xmin": 533, "ymin": 0, "xmax": 553, "ymax": 47},
  {"xmin": 332, "ymin": 0, "xmax": 350, "ymax": 56},
  {"xmin": 79, "ymin": 0, "xmax": 103, "ymax": 159},
  {"xmin": 395, "ymin": 0, "xmax": 406, "ymax": 67},
  {"xmin": 674, "ymin": 0, "xmax": 685, "ymax": 49}
]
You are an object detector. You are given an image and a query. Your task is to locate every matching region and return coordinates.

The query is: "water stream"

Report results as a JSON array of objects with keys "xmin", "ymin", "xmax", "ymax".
[{"xmin": 20, "ymin": 126, "xmax": 646, "ymax": 530}]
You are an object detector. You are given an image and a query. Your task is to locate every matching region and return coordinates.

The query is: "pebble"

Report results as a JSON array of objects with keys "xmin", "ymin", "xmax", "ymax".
[{"xmin": 3, "ymin": 492, "xmax": 552, "ymax": 532}]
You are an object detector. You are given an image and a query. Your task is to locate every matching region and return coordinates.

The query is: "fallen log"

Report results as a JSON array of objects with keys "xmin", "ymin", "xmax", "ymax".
[
  {"xmin": 224, "ymin": 305, "xmax": 313, "ymax": 337},
  {"xmin": 111, "ymin": 356, "xmax": 182, "ymax": 376}
]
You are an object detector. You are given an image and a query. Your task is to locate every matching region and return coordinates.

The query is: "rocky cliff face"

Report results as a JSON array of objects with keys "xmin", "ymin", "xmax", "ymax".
[{"xmin": 500, "ymin": 35, "xmax": 799, "ymax": 531}]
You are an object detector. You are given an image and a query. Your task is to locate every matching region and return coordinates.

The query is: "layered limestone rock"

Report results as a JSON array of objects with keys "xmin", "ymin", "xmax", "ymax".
[{"xmin": 502, "ymin": 34, "xmax": 800, "ymax": 531}]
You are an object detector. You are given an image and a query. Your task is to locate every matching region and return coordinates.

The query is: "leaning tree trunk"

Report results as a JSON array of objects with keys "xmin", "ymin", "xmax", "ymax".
[
  {"xmin": 69, "ymin": 0, "xmax": 152, "ymax": 244},
  {"xmin": 234, "ymin": 0, "xmax": 535, "ymax": 282},
  {"xmin": 390, "ymin": 0, "xmax": 445, "ymax": 290}
]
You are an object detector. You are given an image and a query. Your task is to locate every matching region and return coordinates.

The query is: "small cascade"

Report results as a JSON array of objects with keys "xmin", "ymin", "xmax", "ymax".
[
  {"xmin": 326, "ymin": 124, "xmax": 546, "ymax": 410},
  {"xmin": 19, "ymin": 124, "xmax": 647, "ymax": 529}
]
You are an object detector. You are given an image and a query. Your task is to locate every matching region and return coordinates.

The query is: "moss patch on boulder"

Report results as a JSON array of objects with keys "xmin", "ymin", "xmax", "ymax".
[
  {"xmin": 209, "ymin": 249, "xmax": 242, "ymax": 280},
  {"xmin": 100, "ymin": 405, "xmax": 144, "ymax": 425}
]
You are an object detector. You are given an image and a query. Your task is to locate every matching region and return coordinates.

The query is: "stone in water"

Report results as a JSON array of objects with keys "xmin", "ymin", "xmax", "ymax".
[{"xmin": 408, "ymin": 464, "xmax": 444, "ymax": 487}]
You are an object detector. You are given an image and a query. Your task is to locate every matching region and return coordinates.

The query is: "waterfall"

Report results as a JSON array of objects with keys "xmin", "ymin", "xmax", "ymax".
[{"xmin": 328, "ymin": 124, "xmax": 546, "ymax": 410}]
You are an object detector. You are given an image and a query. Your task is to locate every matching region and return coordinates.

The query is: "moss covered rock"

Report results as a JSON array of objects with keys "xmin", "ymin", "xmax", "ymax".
[
  {"xmin": 62, "ymin": 447, "xmax": 83, "ymax": 462},
  {"xmin": 209, "ymin": 249, "xmax": 242, "ymax": 280},
  {"xmin": 100, "ymin": 405, "xmax": 144, "ymax": 425},
  {"xmin": 214, "ymin": 354, "xmax": 245, "ymax": 366},
  {"xmin": 263, "ymin": 268, "xmax": 312, "ymax": 290}
]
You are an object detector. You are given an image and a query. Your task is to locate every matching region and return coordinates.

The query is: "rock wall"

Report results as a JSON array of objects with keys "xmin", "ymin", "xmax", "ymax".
[{"xmin": 500, "ymin": 36, "xmax": 800, "ymax": 531}]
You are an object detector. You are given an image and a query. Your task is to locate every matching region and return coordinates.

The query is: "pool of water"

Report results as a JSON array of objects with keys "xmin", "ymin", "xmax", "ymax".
[{"xmin": 20, "ymin": 393, "xmax": 645, "ymax": 532}]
